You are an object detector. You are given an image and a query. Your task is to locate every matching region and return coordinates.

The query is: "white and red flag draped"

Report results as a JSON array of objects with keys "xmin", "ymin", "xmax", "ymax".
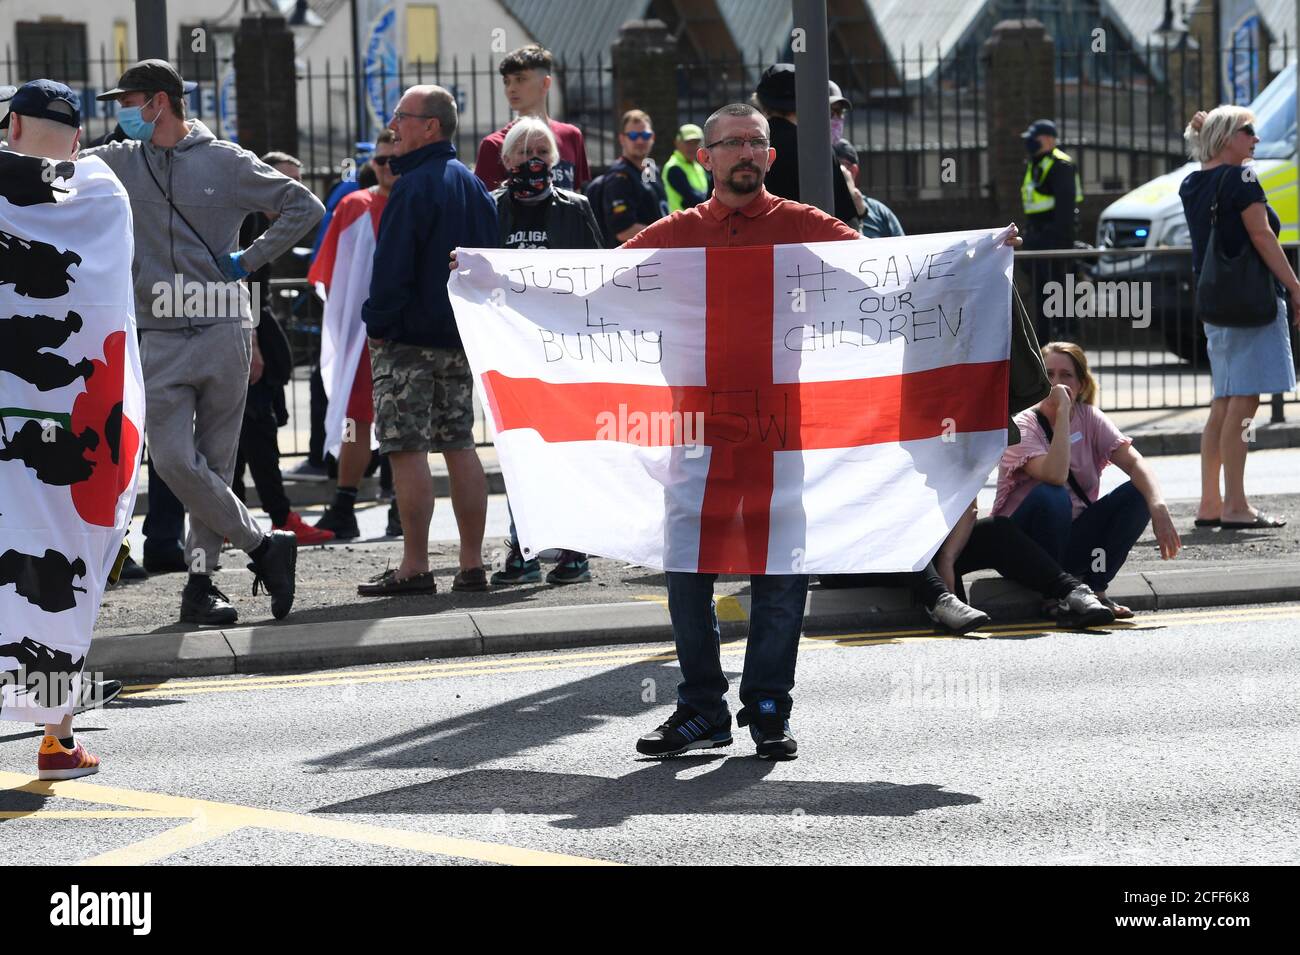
[
  {"xmin": 0, "ymin": 152, "xmax": 142, "ymax": 722},
  {"xmin": 308, "ymin": 188, "xmax": 385, "ymax": 458},
  {"xmin": 449, "ymin": 228, "xmax": 1013, "ymax": 575}
]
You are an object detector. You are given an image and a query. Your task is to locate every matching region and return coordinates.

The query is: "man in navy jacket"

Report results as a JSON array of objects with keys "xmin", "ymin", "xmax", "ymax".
[{"xmin": 359, "ymin": 84, "xmax": 498, "ymax": 596}]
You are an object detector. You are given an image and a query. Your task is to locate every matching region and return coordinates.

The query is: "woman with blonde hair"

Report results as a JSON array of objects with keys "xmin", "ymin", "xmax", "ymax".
[
  {"xmin": 1180, "ymin": 107, "xmax": 1299, "ymax": 529},
  {"xmin": 991, "ymin": 343, "xmax": 1181, "ymax": 618}
]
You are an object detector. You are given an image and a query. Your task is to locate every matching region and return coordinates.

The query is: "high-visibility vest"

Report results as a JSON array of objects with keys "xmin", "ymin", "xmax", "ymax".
[
  {"xmin": 1022, "ymin": 147, "xmax": 1083, "ymax": 215},
  {"xmin": 662, "ymin": 149, "xmax": 709, "ymax": 213}
]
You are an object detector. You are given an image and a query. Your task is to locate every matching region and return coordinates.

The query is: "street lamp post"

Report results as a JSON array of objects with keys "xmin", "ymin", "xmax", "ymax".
[
  {"xmin": 792, "ymin": 0, "xmax": 833, "ymax": 215},
  {"xmin": 134, "ymin": 0, "xmax": 169, "ymax": 60}
]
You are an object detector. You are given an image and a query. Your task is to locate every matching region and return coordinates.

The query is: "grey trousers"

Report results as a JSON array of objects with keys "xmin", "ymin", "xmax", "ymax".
[{"xmin": 140, "ymin": 323, "xmax": 264, "ymax": 575}]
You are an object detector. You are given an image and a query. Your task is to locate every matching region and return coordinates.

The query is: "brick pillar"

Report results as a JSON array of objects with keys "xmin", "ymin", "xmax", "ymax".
[
  {"xmin": 981, "ymin": 19, "xmax": 1055, "ymax": 227},
  {"xmin": 610, "ymin": 19, "xmax": 678, "ymax": 169},
  {"xmin": 234, "ymin": 15, "xmax": 298, "ymax": 159}
]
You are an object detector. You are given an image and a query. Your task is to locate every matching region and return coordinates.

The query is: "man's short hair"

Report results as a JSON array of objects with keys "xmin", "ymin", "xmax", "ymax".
[
  {"xmin": 261, "ymin": 150, "xmax": 301, "ymax": 168},
  {"xmin": 164, "ymin": 91, "xmax": 186, "ymax": 120},
  {"xmin": 376, "ymin": 128, "xmax": 397, "ymax": 145},
  {"xmin": 621, "ymin": 109, "xmax": 652, "ymax": 133},
  {"xmin": 405, "ymin": 85, "xmax": 457, "ymax": 139},
  {"xmin": 703, "ymin": 103, "xmax": 768, "ymax": 144},
  {"xmin": 499, "ymin": 44, "xmax": 553, "ymax": 77},
  {"xmin": 423, "ymin": 86, "xmax": 457, "ymax": 139}
]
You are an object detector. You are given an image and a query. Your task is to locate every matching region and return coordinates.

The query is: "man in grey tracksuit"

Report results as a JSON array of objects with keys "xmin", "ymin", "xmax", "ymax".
[{"xmin": 85, "ymin": 60, "xmax": 324, "ymax": 625}]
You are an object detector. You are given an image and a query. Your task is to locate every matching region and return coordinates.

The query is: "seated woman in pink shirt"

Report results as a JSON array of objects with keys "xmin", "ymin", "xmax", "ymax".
[{"xmin": 991, "ymin": 342, "xmax": 1181, "ymax": 618}]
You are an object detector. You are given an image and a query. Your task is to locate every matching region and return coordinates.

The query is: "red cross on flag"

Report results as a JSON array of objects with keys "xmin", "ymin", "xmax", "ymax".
[{"xmin": 449, "ymin": 228, "xmax": 1013, "ymax": 575}]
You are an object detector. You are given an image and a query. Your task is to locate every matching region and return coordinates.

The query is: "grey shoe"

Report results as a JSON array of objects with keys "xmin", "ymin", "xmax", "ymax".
[
  {"xmin": 926, "ymin": 593, "xmax": 991, "ymax": 636},
  {"xmin": 1054, "ymin": 585, "xmax": 1115, "ymax": 628}
]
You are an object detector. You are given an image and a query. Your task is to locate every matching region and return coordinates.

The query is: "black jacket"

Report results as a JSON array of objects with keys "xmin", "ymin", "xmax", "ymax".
[
  {"xmin": 764, "ymin": 116, "xmax": 857, "ymax": 225},
  {"xmin": 490, "ymin": 186, "xmax": 603, "ymax": 250}
]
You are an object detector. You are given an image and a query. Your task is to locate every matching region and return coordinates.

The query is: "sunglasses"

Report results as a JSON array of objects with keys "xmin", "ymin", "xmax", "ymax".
[
  {"xmin": 1237, "ymin": 123, "xmax": 1256, "ymax": 136},
  {"xmin": 624, "ymin": 130, "xmax": 653, "ymax": 141},
  {"xmin": 372, "ymin": 156, "xmax": 391, "ymax": 166}
]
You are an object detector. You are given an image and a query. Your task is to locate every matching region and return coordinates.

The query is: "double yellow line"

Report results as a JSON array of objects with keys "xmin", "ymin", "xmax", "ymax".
[{"xmin": 119, "ymin": 603, "xmax": 1300, "ymax": 699}]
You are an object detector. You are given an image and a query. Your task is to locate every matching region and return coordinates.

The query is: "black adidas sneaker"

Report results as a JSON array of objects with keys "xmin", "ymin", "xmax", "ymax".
[{"xmin": 636, "ymin": 705, "xmax": 733, "ymax": 757}]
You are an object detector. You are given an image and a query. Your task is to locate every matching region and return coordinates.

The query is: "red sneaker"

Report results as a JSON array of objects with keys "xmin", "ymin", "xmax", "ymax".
[
  {"xmin": 275, "ymin": 510, "xmax": 336, "ymax": 545},
  {"xmin": 37, "ymin": 736, "xmax": 100, "ymax": 781}
]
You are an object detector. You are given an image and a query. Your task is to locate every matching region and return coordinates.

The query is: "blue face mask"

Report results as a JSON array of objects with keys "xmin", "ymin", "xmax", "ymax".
[{"xmin": 119, "ymin": 98, "xmax": 160, "ymax": 141}]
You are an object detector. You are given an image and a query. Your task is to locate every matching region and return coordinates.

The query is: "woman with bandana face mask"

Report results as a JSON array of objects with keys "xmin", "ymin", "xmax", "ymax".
[{"xmin": 487, "ymin": 116, "xmax": 603, "ymax": 586}]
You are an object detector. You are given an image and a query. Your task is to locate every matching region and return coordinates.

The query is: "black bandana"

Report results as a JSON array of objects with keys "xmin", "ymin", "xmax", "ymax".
[{"xmin": 507, "ymin": 157, "xmax": 553, "ymax": 202}]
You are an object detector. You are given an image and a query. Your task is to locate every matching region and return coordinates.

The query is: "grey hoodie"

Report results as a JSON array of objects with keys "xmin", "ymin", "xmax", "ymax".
[{"xmin": 82, "ymin": 120, "xmax": 324, "ymax": 330}]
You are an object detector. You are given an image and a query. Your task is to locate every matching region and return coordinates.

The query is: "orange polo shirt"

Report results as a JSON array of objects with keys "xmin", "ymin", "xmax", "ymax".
[{"xmin": 620, "ymin": 186, "xmax": 863, "ymax": 250}]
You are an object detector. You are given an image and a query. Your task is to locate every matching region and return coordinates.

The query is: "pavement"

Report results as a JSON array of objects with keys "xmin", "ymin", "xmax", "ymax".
[
  {"xmin": 6, "ymin": 601, "xmax": 1300, "ymax": 864},
  {"xmin": 90, "ymin": 445, "xmax": 1300, "ymax": 683}
]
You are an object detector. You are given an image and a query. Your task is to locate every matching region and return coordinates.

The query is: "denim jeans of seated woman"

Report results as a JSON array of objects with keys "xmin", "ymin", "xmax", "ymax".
[{"xmin": 1009, "ymin": 481, "xmax": 1150, "ymax": 592}]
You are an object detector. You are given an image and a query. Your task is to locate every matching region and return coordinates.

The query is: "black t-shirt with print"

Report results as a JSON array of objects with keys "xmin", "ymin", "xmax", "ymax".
[{"xmin": 502, "ymin": 197, "xmax": 552, "ymax": 249}]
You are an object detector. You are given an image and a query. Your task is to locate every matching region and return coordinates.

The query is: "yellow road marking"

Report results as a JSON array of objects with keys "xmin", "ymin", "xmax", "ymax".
[
  {"xmin": 115, "ymin": 603, "xmax": 1300, "ymax": 699},
  {"xmin": 79, "ymin": 818, "xmax": 244, "ymax": 866},
  {"xmin": 0, "ymin": 772, "xmax": 617, "ymax": 867},
  {"xmin": 0, "ymin": 810, "xmax": 176, "ymax": 819},
  {"xmin": 122, "ymin": 642, "xmax": 684, "ymax": 694}
]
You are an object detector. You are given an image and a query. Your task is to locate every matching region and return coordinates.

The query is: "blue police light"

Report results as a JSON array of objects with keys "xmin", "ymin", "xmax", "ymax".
[{"xmin": 1134, "ymin": 228, "xmax": 1149, "ymax": 237}]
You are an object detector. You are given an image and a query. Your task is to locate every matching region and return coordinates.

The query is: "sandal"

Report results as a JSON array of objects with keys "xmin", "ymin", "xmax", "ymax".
[
  {"xmin": 1193, "ymin": 518, "xmax": 1220, "ymax": 527},
  {"xmin": 1219, "ymin": 512, "xmax": 1287, "ymax": 529},
  {"xmin": 452, "ymin": 567, "xmax": 489, "ymax": 592},
  {"xmin": 1097, "ymin": 595, "xmax": 1133, "ymax": 620},
  {"xmin": 357, "ymin": 568, "xmax": 436, "ymax": 596}
]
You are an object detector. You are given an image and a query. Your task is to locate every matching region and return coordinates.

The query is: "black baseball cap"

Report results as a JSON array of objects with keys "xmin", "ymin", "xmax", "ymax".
[
  {"xmin": 1021, "ymin": 119, "xmax": 1058, "ymax": 139},
  {"xmin": 95, "ymin": 59, "xmax": 198, "ymax": 101},
  {"xmin": 755, "ymin": 63, "xmax": 797, "ymax": 112},
  {"xmin": 0, "ymin": 79, "xmax": 81, "ymax": 130}
]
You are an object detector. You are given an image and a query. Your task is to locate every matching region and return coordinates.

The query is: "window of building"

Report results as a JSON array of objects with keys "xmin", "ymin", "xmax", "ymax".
[
  {"xmin": 16, "ymin": 20, "xmax": 88, "ymax": 84},
  {"xmin": 406, "ymin": 5, "xmax": 439, "ymax": 66}
]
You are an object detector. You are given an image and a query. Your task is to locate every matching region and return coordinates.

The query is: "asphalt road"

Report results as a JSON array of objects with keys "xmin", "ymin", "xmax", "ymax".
[{"xmin": 7, "ymin": 602, "xmax": 1299, "ymax": 865}]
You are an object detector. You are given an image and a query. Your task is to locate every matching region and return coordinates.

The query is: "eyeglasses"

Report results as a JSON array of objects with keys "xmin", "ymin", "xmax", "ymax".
[
  {"xmin": 392, "ymin": 109, "xmax": 434, "ymax": 123},
  {"xmin": 624, "ymin": 130, "xmax": 653, "ymax": 141},
  {"xmin": 372, "ymin": 156, "xmax": 391, "ymax": 166},
  {"xmin": 704, "ymin": 137, "xmax": 770, "ymax": 151},
  {"xmin": 1237, "ymin": 123, "xmax": 1256, "ymax": 136}
]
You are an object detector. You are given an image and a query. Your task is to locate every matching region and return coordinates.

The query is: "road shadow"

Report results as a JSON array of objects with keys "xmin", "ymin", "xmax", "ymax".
[
  {"xmin": 306, "ymin": 658, "xmax": 688, "ymax": 773},
  {"xmin": 314, "ymin": 757, "xmax": 980, "ymax": 829}
]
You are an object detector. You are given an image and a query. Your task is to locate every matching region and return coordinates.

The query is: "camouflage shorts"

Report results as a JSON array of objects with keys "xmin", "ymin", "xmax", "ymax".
[{"xmin": 370, "ymin": 340, "xmax": 475, "ymax": 454}]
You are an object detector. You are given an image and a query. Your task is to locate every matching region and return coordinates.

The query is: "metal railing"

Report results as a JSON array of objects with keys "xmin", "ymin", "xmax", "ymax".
[{"xmin": 1016, "ymin": 245, "xmax": 1299, "ymax": 417}]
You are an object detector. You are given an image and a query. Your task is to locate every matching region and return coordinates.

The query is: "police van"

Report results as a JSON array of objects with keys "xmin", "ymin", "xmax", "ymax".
[{"xmin": 1093, "ymin": 63, "xmax": 1297, "ymax": 360}]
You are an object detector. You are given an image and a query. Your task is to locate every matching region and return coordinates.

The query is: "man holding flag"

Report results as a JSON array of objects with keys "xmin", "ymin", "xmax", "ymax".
[
  {"xmin": 0, "ymin": 81, "xmax": 142, "ymax": 779},
  {"xmin": 621, "ymin": 104, "xmax": 863, "ymax": 760},
  {"xmin": 450, "ymin": 104, "xmax": 1024, "ymax": 762}
]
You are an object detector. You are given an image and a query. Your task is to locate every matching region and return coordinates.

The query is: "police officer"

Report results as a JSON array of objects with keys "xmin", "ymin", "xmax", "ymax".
[
  {"xmin": 601, "ymin": 109, "xmax": 667, "ymax": 243},
  {"xmin": 1020, "ymin": 119, "xmax": 1083, "ymax": 340},
  {"xmin": 663, "ymin": 123, "xmax": 709, "ymax": 213}
]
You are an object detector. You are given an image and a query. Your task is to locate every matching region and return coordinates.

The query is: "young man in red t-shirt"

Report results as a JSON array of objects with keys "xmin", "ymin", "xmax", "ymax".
[{"xmin": 474, "ymin": 44, "xmax": 590, "ymax": 193}]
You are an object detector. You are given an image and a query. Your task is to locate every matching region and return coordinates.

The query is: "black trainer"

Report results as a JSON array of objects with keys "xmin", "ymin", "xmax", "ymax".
[
  {"xmin": 636, "ymin": 705, "xmax": 733, "ymax": 757},
  {"xmin": 740, "ymin": 699, "xmax": 798, "ymax": 760},
  {"xmin": 316, "ymin": 505, "xmax": 360, "ymax": 540},
  {"xmin": 248, "ymin": 530, "xmax": 298, "ymax": 620},
  {"xmin": 179, "ymin": 577, "xmax": 238, "ymax": 626}
]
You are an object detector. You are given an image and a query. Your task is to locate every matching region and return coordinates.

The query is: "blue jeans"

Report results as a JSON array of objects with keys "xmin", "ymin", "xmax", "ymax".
[
  {"xmin": 1009, "ymin": 481, "xmax": 1150, "ymax": 591},
  {"xmin": 665, "ymin": 571, "xmax": 808, "ymax": 726}
]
